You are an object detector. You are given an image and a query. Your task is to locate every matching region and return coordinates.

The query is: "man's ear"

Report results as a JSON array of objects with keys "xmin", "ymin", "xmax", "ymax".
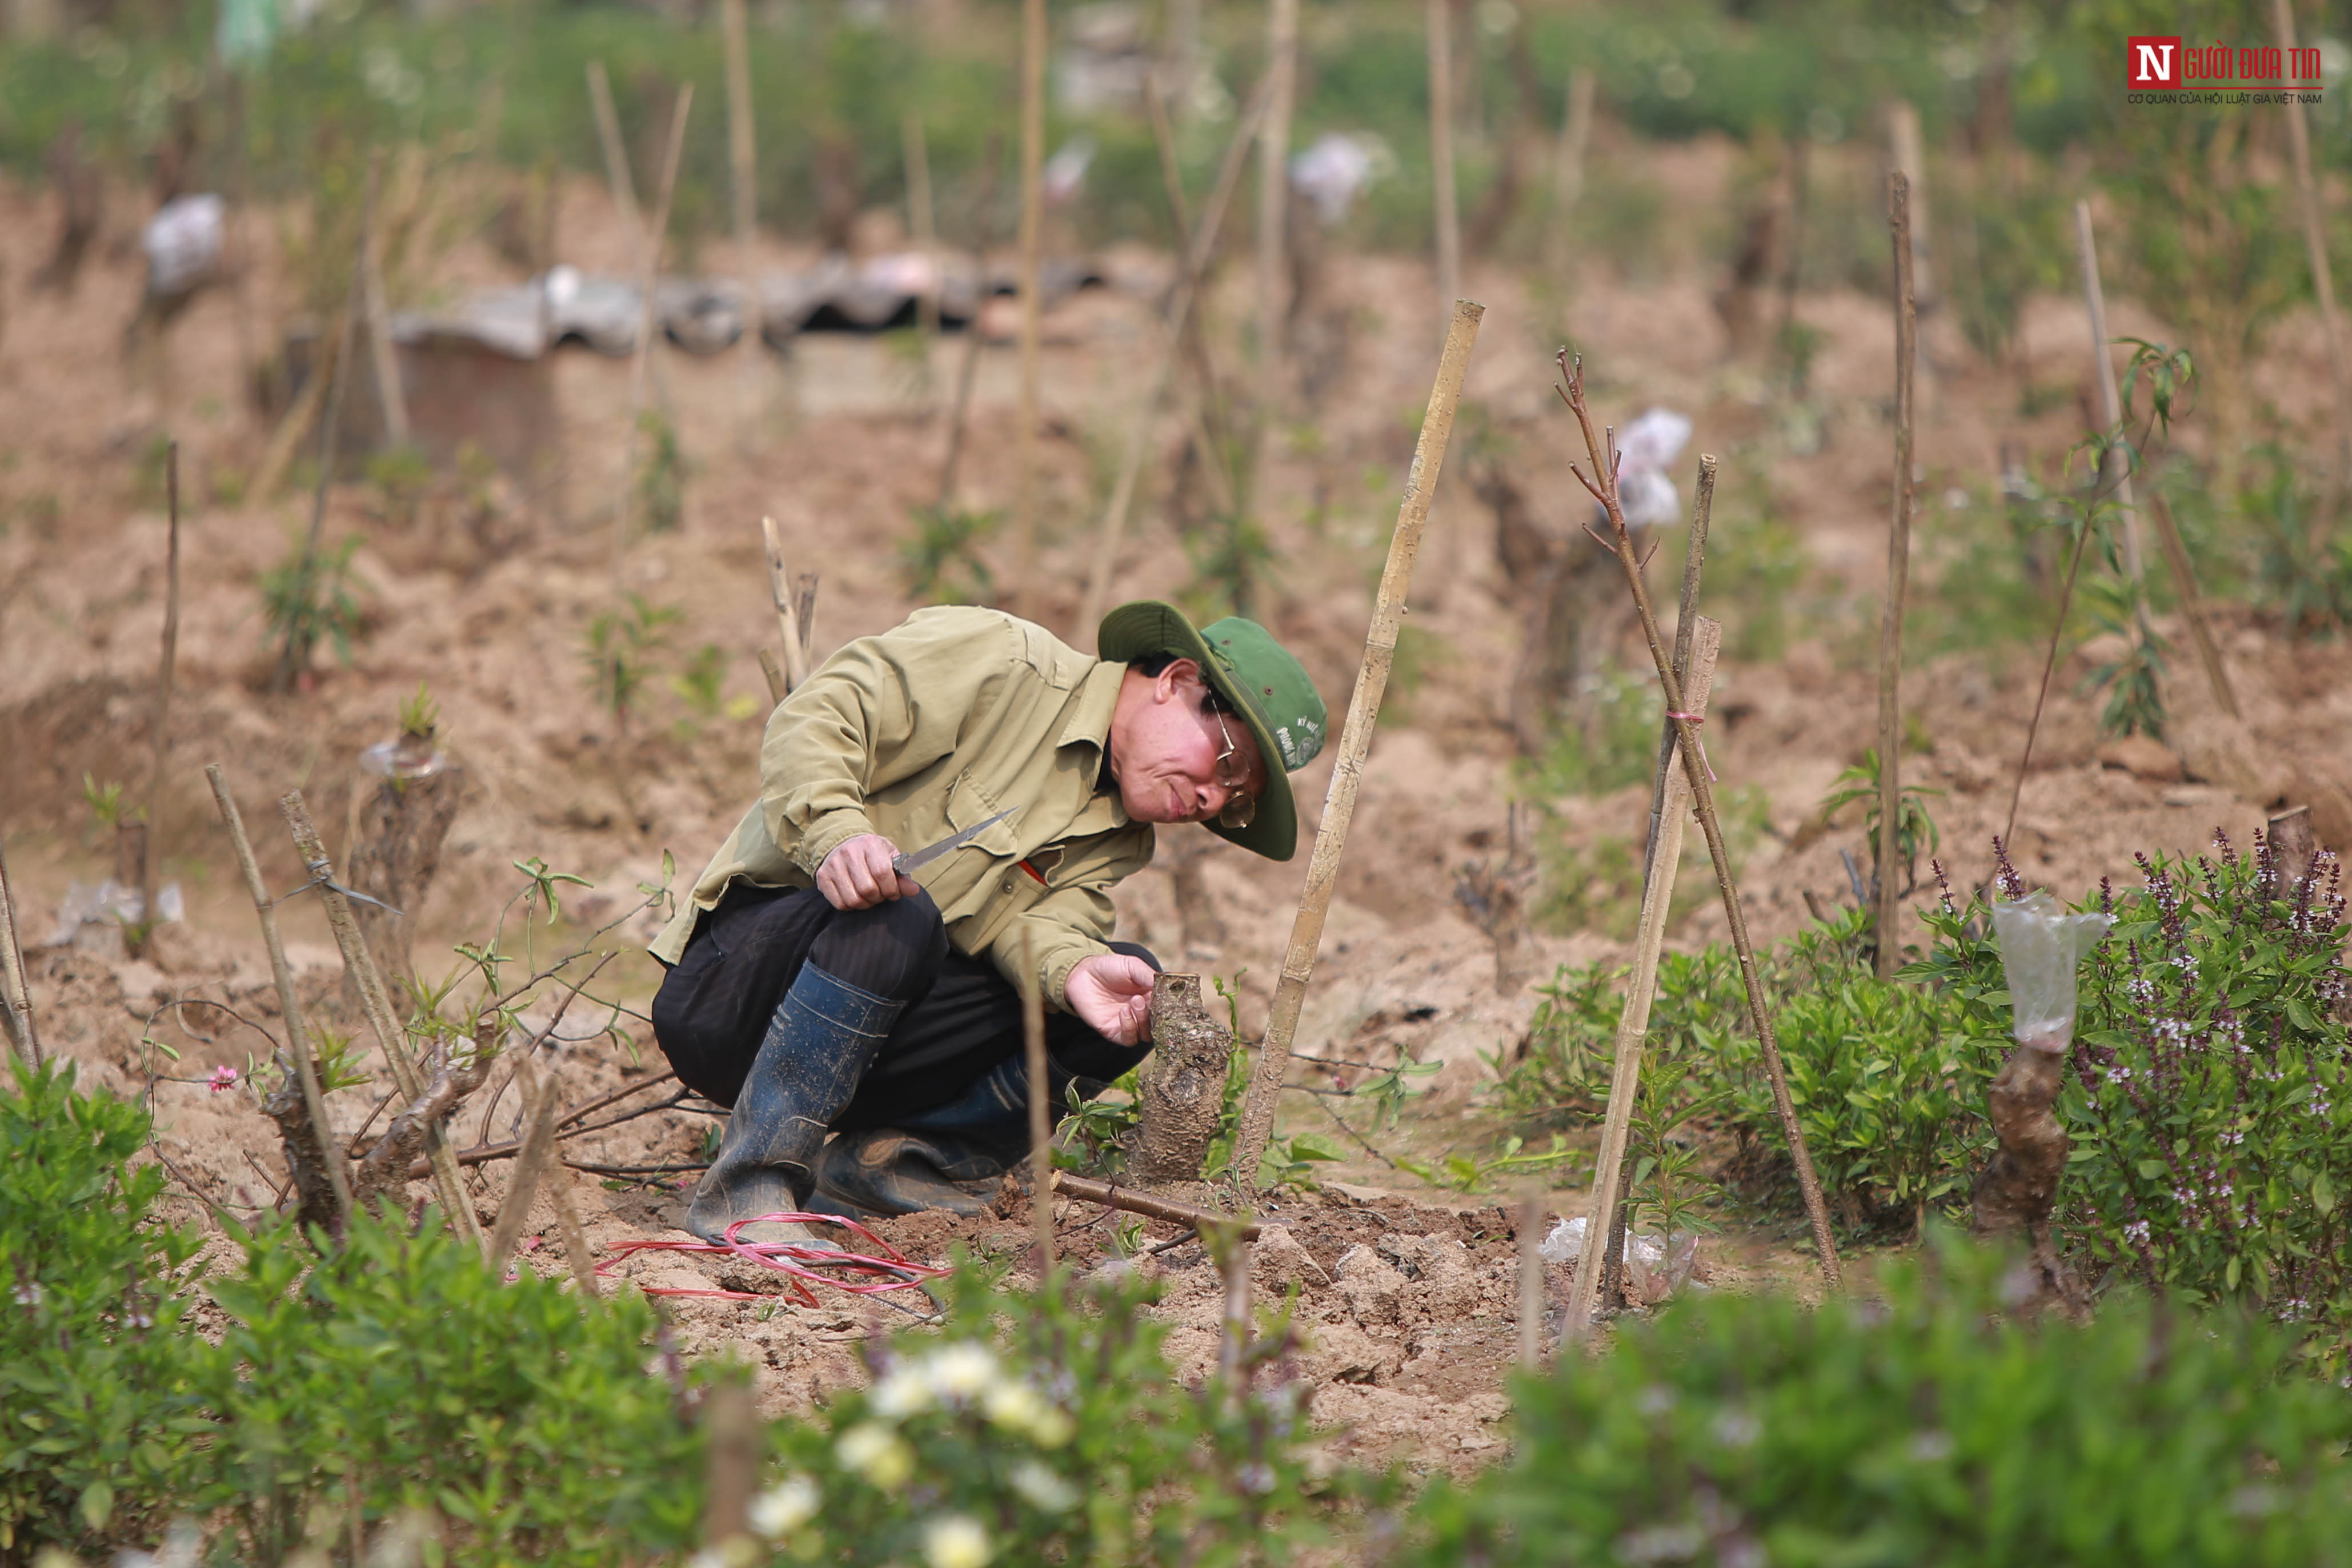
[{"xmin": 1156, "ymin": 657, "xmax": 1202, "ymax": 704}]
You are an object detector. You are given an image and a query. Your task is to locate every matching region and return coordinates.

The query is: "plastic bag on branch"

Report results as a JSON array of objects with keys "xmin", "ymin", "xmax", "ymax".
[{"xmin": 1991, "ymin": 892, "xmax": 2113, "ymax": 1054}]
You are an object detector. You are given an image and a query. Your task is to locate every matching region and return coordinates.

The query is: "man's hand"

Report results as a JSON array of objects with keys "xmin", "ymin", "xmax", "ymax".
[
  {"xmin": 817, "ymin": 834, "xmax": 921, "ymax": 911},
  {"xmin": 1064, "ymin": 953, "xmax": 1156, "ymax": 1046}
]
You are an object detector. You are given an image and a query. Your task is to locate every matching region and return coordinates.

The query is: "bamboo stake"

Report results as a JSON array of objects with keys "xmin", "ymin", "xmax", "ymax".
[
  {"xmin": 1012, "ymin": 0, "xmax": 1046, "ymax": 620},
  {"xmin": 485, "ymin": 1049, "xmax": 563, "ymax": 1265},
  {"xmin": 138, "ymin": 440, "xmax": 183, "ymax": 952},
  {"xmin": 758, "ymin": 647, "xmax": 787, "ymax": 705},
  {"xmin": 0, "ymin": 836, "xmax": 38, "ymax": 1066},
  {"xmin": 272, "ymin": 171, "xmax": 367, "ymax": 695},
  {"xmin": 1073, "ymin": 79, "xmax": 1272, "ymax": 646},
  {"xmin": 2271, "ymin": 0, "xmax": 2352, "ymax": 515},
  {"xmin": 904, "ymin": 113, "xmax": 941, "ymax": 368},
  {"xmin": 1021, "ymin": 928, "xmax": 1055, "ymax": 1274},
  {"xmin": 585, "ymin": 62, "xmax": 643, "ymax": 255},
  {"xmin": 360, "ymin": 200, "xmax": 410, "ymax": 448},
  {"xmin": 279, "ymin": 790, "xmax": 483, "ymax": 1252},
  {"xmin": 2075, "ymin": 203, "xmax": 2236, "ymax": 718},
  {"xmin": 699, "ymin": 1381, "xmax": 759, "ymax": 1557},
  {"xmin": 719, "ymin": 0, "xmax": 762, "ymax": 415},
  {"xmin": 932, "ymin": 135, "xmax": 1005, "ymax": 514},
  {"xmin": 1541, "ymin": 67, "xmax": 1594, "ymax": 282},
  {"xmin": 1229, "ymin": 300, "xmax": 1485, "ymax": 1188},
  {"xmin": 2145, "ymin": 490, "xmax": 2238, "ymax": 719},
  {"xmin": 611, "ymin": 86, "xmax": 694, "ymax": 579},
  {"xmin": 1255, "ymin": 0, "xmax": 1298, "ymax": 383},
  {"xmin": 207, "ymin": 766, "xmax": 353, "ymax": 1231},
  {"xmin": 1646, "ymin": 457, "xmax": 1716, "ymax": 863},
  {"xmin": 1565, "ymin": 619, "xmax": 1721, "ymax": 1337},
  {"xmin": 1517, "ymin": 1184, "xmax": 1546, "ymax": 1370},
  {"xmin": 1427, "ymin": 0, "xmax": 1461, "ymax": 336},
  {"xmin": 1875, "ymin": 172, "xmax": 1917, "ymax": 979},
  {"xmin": 759, "ymin": 515, "xmax": 811, "ymax": 690},
  {"xmin": 1884, "ymin": 102, "xmax": 1936, "ymax": 414},
  {"xmin": 2073, "ymin": 200, "xmax": 2145, "ymax": 588},
  {"xmin": 1556, "ymin": 355, "xmax": 1842, "ymax": 1289},
  {"xmin": 546, "ymin": 1160, "xmax": 602, "ymax": 1299}
]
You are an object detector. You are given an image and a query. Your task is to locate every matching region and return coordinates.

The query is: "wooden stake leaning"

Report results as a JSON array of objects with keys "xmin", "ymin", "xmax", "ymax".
[
  {"xmin": 2271, "ymin": 0, "xmax": 2352, "ymax": 517},
  {"xmin": 2074, "ymin": 207, "xmax": 2238, "ymax": 720},
  {"xmin": 1565, "ymin": 617, "xmax": 1721, "ymax": 1338},
  {"xmin": 1555, "ymin": 356, "xmax": 1843, "ymax": 1289},
  {"xmin": 1426, "ymin": 0, "xmax": 1461, "ymax": 335},
  {"xmin": 1517, "ymin": 1184, "xmax": 1546, "ymax": 1371},
  {"xmin": 1072, "ymin": 78, "xmax": 1271, "ymax": 645},
  {"xmin": 760, "ymin": 516, "xmax": 812, "ymax": 690},
  {"xmin": 1011, "ymin": 0, "xmax": 1047, "ymax": 621},
  {"xmin": 279, "ymin": 790, "xmax": 484, "ymax": 1252},
  {"xmin": 0, "ymin": 835, "xmax": 39, "ymax": 1067},
  {"xmin": 1255, "ymin": 0, "xmax": 1299, "ymax": 385},
  {"xmin": 206, "ymin": 765, "xmax": 353, "ymax": 1232},
  {"xmin": 1020, "ymin": 928, "xmax": 1055, "ymax": 1274},
  {"xmin": 139, "ymin": 439, "xmax": 183, "ymax": 955},
  {"xmin": 1229, "ymin": 299, "xmax": 1485, "ymax": 1190},
  {"xmin": 1875, "ymin": 171, "xmax": 1918, "ymax": 980},
  {"xmin": 611, "ymin": 85, "xmax": 694, "ymax": 580},
  {"xmin": 1050, "ymin": 1170, "xmax": 1260, "ymax": 1238},
  {"xmin": 585, "ymin": 62, "xmax": 644, "ymax": 248},
  {"xmin": 485, "ymin": 1049, "xmax": 564, "ymax": 1266}
]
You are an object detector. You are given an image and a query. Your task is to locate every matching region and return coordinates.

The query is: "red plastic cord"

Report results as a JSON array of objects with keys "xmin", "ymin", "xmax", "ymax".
[{"xmin": 599, "ymin": 1212, "xmax": 951, "ymax": 1307}]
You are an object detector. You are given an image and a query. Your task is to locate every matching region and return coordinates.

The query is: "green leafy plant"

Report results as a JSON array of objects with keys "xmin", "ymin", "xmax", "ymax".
[
  {"xmin": 1912, "ymin": 838, "xmax": 2352, "ymax": 1357},
  {"xmin": 0, "ymin": 1060, "xmax": 209, "ymax": 1559},
  {"xmin": 632, "ymin": 410, "xmax": 687, "ymax": 535},
  {"xmin": 581, "ymin": 593, "xmax": 682, "ymax": 739},
  {"xmin": 1820, "ymin": 748, "xmax": 1945, "ymax": 899},
  {"xmin": 899, "ymin": 505, "xmax": 1000, "ymax": 605},
  {"xmin": 763, "ymin": 1260, "xmax": 1364, "ymax": 1566},
  {"xmin": 259, "ymin": 533, "xmax": 367, "ymax": 677},
  {"xmin": 396, "ymin": 680, "xmax": 439, "ymax": 743},
  {"xmin": 81, "ymin": 771, "xmax": 130, "ymax": 835},
  {"xmin": 1404, "ymin": 1232, "xmax": 2352, "ymax": 1567}
]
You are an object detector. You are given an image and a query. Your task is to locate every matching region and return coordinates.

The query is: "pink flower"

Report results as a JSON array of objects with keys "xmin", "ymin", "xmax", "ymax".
[{"xmin": 208, "ymin": 1065, "xmax": 239, "ymax": 1094}]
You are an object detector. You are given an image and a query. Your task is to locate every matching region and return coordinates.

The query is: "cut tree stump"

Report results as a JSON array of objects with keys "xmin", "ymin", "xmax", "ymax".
[
  {"xmin": 1130, "ymin": 972, "xmax": 1232, "ymax": 1183},
  {"xmin": 1971, "ymin": 1040, "xmax": 2086, "ymax": 1317},
  {"xmin": 344, "ymin": 739, "xmax": 463, "ymax": 1015}
]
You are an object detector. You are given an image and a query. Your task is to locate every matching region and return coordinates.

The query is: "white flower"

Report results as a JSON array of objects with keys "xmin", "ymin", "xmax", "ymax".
[
  {"xmin": 1008, "ymin": 1459, "xmax": 1079, "ymax": 1513},
  {"xmin": 749, "ymin": 1474, "xmax": 820, "ymax": 1538},
  {"xmin": 926, "ymin": 1342, "xmax": 1001, "ymax": 1402},
  {"xmin": 836, "ymin": 1422, "xmax": 914, "ymax": 1489},
  {"xmin": 981, "ymin": 1378, "xmax": 1047, "ymax": 1434},
  {"xmin": 871, "ymin": 1365, "xmax": 935, "ymax": 1420},
  {"xmin": 921, "ymin": 1513, "xmax": 991, "ymax": 1568}
]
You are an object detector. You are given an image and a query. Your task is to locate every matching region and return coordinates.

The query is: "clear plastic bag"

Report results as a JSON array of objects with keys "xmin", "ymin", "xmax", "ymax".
[{"xmin": 1991, "ymin": 891, "xmax": 2114, "ymax": 1053}]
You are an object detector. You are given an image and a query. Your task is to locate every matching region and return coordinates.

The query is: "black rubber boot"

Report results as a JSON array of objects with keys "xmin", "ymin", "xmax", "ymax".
[
  {"xmin": 808, "ymin": 1056, "xmax": 1110, "ymax": 1220},
  {"xmin": 686, "ymin": 963, "xmax": 903, "ymax": 1245}
]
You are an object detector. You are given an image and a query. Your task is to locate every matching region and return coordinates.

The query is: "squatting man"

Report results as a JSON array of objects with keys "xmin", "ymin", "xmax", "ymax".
[{"xmin": 648, "ymin": 600, "xmax": 1327, "ymax": 1242}]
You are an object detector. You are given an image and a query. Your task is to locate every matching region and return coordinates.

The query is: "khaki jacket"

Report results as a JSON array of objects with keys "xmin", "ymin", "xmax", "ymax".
[{"xmin": 651, "ymin": 607, "xmax": 1155, "ymax": 1006}]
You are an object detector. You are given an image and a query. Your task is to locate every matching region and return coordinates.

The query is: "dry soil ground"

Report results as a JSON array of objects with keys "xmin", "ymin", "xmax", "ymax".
[{"xmin": 5, "ymin": 135, "xmax": 2349, "ymax": 1469}]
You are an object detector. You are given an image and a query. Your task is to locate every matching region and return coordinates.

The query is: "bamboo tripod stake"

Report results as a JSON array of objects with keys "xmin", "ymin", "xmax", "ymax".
[
  {"xmin": 1556, "ymin": 355, "xmax": 1842, "ymax": 1289},
  {"xmin": 2271, "ymin": 0, "xmax": 2352, "ymax": 514},
  {"xmin": 1229, "ymin": 299, "xmax": 1484, "ymax": 1189},
  {"xmin": 1875, "ymin": 172, "xmax": 1917, "ymax": 980},
  {"xmin": 0, "ymin": 835, "xmax": 38, "ymax": 1066},
  {"xmin": 1011, "ymin": 0, "xmax": 1047, "ymax": 620},
  {"xmin": 611, "ymin": 86, "xmax": 694, "ymax": 580},
  {"xmin": 1426, "ymin": 0, "xmax": 1461, "ymax": 335},
  {"xmin": 760, "ymin": 516, "xmax": 812, "ymax": 690},
  {"xmin": 206, "ymin": 767, "xmax": 354, "ymax": 1231},
  {"xmin": 2074, "ymin": 203, "xmax": 2238, "ymax": 719},
  {"xmin": 279, "ymin": 791, "xmax": 485, "ymax": 1252},
  {"xmin": 1020, "ymin": 928, "xmax": 1055, "ymax": 1273},
  {"xmin": 1074, "ymin": 81, "xmax": 1271, "ymax": 644},
  {"xmin": 1566, "ymin": 617, "xmax": 1721, "ymax": 1337},
  {"xmin": 140, "ymin": 441, "xmax": 183, "ymax": 952}
]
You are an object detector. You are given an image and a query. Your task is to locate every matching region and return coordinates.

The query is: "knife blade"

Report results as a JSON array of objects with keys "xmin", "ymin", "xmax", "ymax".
[{"xmin": 891, "ymin": 807, "xmax": 1019, "ymax": 876}]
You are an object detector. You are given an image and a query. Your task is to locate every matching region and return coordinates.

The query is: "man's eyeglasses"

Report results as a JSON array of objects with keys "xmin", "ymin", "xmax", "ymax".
[{"xmin": 1210, "ymin": 711, "xmax": 1257, "ymax": 831}]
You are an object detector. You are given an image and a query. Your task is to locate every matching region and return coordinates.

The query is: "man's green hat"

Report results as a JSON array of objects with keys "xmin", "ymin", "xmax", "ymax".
[{"xmin": 1097, "ymin": 600, "xmax": 1327, "ymax": 861}]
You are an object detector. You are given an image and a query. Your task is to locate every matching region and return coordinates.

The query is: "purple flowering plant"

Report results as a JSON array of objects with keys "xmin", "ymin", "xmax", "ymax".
[{"xmin": 1910, "ymin": 829, "xmax": 2351, "ymax": 1356}]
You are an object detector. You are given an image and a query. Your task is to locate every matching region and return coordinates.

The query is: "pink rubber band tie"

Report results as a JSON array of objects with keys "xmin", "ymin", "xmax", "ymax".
[{"xmin": 1665, "ymin": 712, "xmax": 1717, "ymax": 783}]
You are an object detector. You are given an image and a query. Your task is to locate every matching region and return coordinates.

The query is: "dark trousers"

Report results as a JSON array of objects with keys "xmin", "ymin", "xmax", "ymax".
[{"xmin": 650, "ymin": 883, "xmax": 1155, "ymax": 1128}]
